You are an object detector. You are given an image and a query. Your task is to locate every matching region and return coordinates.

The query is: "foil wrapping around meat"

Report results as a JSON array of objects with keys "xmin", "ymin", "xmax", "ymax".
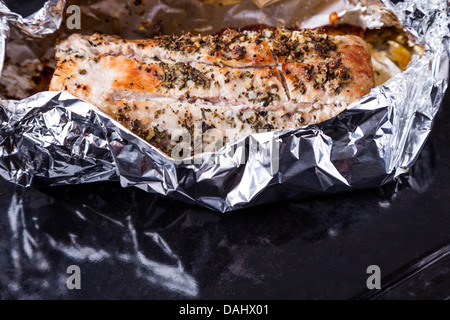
[{"xmin": 0, "ymin": 0, "xmax": 448, "ymax": 212}]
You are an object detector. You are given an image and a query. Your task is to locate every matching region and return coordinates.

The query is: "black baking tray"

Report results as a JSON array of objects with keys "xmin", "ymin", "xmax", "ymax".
[{"xmin": 0, "ymin": 0, "xmax": 449, "ymax": 300}]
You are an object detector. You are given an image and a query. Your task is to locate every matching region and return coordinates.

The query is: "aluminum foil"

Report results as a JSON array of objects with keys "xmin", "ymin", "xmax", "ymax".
[{"xmin": 0, "ymin": 0, "xmax": 448, "ymax": 212}]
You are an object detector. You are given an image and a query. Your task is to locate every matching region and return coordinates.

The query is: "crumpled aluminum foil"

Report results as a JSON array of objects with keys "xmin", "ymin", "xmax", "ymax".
[{"xmin": 0, "ymin": 0, "xmax": 448, "ymax": 212}]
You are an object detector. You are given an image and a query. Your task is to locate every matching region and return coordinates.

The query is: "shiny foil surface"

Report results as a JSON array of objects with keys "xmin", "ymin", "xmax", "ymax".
[{"xmin": 0, "ymin": 0, "xmax": 448, "ymax": 212}]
